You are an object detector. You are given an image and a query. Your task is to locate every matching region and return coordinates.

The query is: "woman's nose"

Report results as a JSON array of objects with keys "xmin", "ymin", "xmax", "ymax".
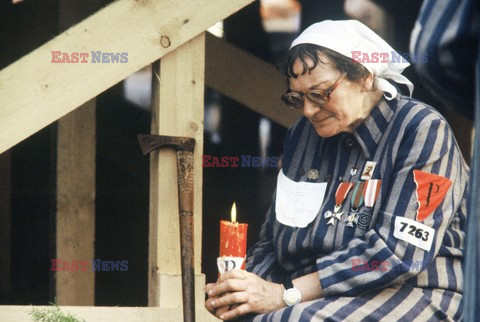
[{"xmin": 303, "ymin": 100, "xmax": 321, "ymax": 119}]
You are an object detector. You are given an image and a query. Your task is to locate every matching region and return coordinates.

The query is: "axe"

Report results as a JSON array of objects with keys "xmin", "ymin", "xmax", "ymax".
[{"xmin": 138, "ymin": 134, "xmax": 196, "ymax": 322}]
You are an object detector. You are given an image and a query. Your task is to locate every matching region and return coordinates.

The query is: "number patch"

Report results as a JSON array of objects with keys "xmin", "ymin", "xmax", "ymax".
[{"xmin": 394, "ymin": 217, "xmax": 435, "ymax": 251}]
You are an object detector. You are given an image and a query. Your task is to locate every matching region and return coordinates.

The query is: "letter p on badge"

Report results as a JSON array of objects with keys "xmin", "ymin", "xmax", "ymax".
[{"xmin": 413, "ymin": 170, "xmax": 452, "ymax": 221}]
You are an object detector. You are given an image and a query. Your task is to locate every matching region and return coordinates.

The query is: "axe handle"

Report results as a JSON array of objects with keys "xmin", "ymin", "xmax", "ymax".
[{"xmin": 176, "ymin": 150, "xmax": 195, "ymax": 322}]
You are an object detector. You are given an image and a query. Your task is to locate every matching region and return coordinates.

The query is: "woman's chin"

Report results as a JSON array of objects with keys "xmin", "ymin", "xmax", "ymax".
[{"xmin": 314, "ymin": 126, "xmax": 339, "ymax": 138}]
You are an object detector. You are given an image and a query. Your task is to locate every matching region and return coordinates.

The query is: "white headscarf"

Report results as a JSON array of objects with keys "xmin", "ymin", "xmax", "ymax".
[{"xmin": 290, "ymin": 20, "xmax": 413, "ymax": 100}]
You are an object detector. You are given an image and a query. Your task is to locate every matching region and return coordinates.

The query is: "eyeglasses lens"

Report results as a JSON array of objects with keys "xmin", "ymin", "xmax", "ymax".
[
  {"xmin": 306, "ymin": 92, "xmax": 328, "ymax": 106},
  {"xmin": 281, "ymin": 92, "xmax": 329, "ymax": 109},
  {"xmin": 281, "ymin": 93, "xmax": 304, "ymax": 109}
]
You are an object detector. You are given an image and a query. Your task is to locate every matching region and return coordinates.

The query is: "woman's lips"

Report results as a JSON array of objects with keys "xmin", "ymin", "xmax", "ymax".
[{"xmin": 315, "ymin": 116, "xmax": 331, "ymax": 124}]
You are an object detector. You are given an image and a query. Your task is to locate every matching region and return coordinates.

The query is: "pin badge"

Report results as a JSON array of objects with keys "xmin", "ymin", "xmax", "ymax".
[
  {"xmin": 307, "ymin": 169, "xmax": 320, "ymax": 180},
  {"xmin": 361, "ymin": 161, "xmax": 377, "ymax": 180},
  {"xmin": 350, "ymin": 167, "xmax": 358, "ymax": 176}
]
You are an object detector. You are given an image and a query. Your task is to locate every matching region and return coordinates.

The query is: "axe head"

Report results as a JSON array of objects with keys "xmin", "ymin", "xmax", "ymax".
[{"xmin": 137, "ymin": 134, "xmax": 195, "ymax": 155}]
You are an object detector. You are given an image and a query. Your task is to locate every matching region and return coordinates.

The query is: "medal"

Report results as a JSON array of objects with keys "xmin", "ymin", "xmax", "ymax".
[
  {"xmin": 363, "ymin": 179, "xmax": 382, "ymax": 208},
  {"xmin": 346, "ymin": 181, "xmax": 365, "ymax": 227},
  {"xmin": 324, "ymin": 210, "xmax": 343, "ymax": 225},
  {"xmin": 356, "ymin": 179, "xmax": 382, "ymax": 229},
  {"xmin": 325, "ymin": 182, "xmax": 353, "ymax": 225},
  {"xmin": 356, "ymin": 211, "xmax": 372, "ymax": 229}
]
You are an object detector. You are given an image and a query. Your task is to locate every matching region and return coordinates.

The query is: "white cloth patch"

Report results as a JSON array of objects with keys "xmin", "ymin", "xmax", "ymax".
[
  {"xmin": 275, "ymin": 170, "xmax": 327, "ymax": 228},
  {"xmin": 393, "ymin": 216, "xmax": 435, "ymax": 251}
]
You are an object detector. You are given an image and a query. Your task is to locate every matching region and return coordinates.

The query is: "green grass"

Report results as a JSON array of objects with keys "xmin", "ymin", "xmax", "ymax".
[{"xmin": 29, "ymin": 304, "xmax": 86, "ymax": 322}]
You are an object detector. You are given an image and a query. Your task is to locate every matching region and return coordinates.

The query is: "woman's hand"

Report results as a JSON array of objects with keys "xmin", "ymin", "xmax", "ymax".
[
  {"xmin": 204, "ymin": 284, "xmax": 232, "ymax": 319},
  {"xmin": 204, "ymin": 270, "xmax": 284, "ymax": 320}
]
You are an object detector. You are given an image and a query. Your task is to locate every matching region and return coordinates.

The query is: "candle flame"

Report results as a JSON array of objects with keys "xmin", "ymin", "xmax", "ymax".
[{"xmin": 231, "ymin": 202, "xmax": 237, "ymax": 223}]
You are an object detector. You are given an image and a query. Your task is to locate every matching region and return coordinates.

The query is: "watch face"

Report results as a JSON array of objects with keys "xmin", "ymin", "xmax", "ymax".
[{"xmin": 284, "ymin": 288, "xmax": 301, "ymax": 306}]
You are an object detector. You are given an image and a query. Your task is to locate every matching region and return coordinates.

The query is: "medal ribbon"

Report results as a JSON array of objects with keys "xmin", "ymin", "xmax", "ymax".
[
  {"xmin": 335, "ymin": 182, "xmax": 353, "ymax": 206},
  {"xmin": 363, "ymin": 179, "xmax": 382, "ymax": 208},
  {"xmin": 350, "ymin": 181, "xmax": 365, "ymax": 210}
]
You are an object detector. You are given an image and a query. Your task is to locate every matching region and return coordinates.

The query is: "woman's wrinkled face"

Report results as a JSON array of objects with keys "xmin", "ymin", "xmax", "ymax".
[{"xmin": 288, "ymin": 54, "xmax": 373, "ymax": 137}]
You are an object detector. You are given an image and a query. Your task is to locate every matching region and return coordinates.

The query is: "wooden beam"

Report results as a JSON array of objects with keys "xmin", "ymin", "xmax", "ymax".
[
  {"xmin": 149, "ymin": 33, "xmax": 206, "ymax": 311},
  {"xmin": 205, "ymin": 33, "xmax": 302, "ymax": 128},
  {"xmin": 0, "ymin": 306, "xmax": 218, "ymax": 321},
  {"xmin": 56, "ymin": 100, "xmax": 96, "ymax": 305},
  {"xmin": 0, "ymin": 0, "xmax": 254, "ymax": 155}
]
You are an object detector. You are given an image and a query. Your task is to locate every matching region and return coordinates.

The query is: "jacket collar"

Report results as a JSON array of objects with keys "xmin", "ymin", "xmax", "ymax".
[{"xmin": 352, "ymin": 96, "xmax": 397, "ymax": 158}]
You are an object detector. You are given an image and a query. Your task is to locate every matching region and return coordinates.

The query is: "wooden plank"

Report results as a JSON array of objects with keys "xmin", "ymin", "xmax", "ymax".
[
  {"xmin": 0, "ymin": 0, "xmax": 254, "ymax": 155},
  {"xmin": 0, "ymin": 306, "xmax": 219, "ymax": 321},
  {"xmin": 54, "ymin": 0, "xmax": 100, "ymax": 307},
  {"xmin": 0, "ymin": 152, "xmax": 11, "ymax": 303},
  {"xmin": 149, "ymin": 33, "xmax": 206, "ymax": 309},
  {"xmin": 205, "ymin": 33, "xmax": 302, "ymax": 128},
  {"xmin": 56, "ymin": 101, "xmax": 96, "ymax": 305},
  {"xmin": 158, "ymin": 274, "xmax": 207, "ymax": 309}
]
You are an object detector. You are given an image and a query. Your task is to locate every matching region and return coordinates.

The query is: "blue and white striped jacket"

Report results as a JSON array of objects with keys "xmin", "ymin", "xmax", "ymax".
[{"xmin": 246, "ymin": 95, "xmax": 469, "ymax": 321}]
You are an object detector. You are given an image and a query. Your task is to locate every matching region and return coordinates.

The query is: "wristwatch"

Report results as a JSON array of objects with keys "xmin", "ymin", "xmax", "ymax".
[{"xmin": 282, "ymin": 278, "xmax": 301, "ymax": 306}]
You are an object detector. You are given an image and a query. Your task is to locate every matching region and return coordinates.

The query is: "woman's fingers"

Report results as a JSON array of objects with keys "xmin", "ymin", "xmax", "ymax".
[
  {"xmin": 217, "ymin": 303, "xmax": 252, "ymax": 321},
  {"xmin": 205, "ymin": 297, "xmax": 215, "ymax": 313},
  {"xmin": 205, "ymin": 282, "xmax": 217, "ymax": 314},
  {"xmin": 217, "ymin": 269, "xmax": 248, "ymax": 283},
  {"xmin": 205, "ymin": 271, "xmax": 283, "ymax": 319},
  {"xmin": 205, "ymin": 282, "xmax": 216, "ymax": 295},
  {"xmin": 214, "ymin": 304, "xmax": 230, "ymax": 319},
  {"xmin": 209, "ymin": 278, "xmax": 248, "ymax": 297},
  {"xmin": 211, "ymin": 291, "xmax": 249, "ymax": 309}
]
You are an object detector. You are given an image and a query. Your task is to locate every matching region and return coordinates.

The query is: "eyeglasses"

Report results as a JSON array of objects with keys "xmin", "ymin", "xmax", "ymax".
[{"xmin": 281, "ymin": 73, "xmax": 346, "ymax": 109}]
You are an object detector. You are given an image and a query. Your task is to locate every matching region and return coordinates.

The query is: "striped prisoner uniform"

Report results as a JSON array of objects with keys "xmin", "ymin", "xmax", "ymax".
[{"xmin": 245, "ymin": 95, "xmax": 469, "ymax": 321}]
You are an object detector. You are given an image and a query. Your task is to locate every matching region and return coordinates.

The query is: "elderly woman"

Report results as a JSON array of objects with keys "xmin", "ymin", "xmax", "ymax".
[{"xmin": 205, "ymin": 20, "xmax": 468, "ymax": 321}]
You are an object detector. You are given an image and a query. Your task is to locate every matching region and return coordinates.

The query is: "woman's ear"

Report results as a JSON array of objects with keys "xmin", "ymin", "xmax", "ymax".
[{"xmin": 361, "ymin": 73, "xmax": 375, "ymax": 91}]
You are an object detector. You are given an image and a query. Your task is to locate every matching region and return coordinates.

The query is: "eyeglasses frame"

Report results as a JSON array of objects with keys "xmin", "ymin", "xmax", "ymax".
[{"xmin": 281, "ymin": 73, "xmax": 346, "ymax": 109}]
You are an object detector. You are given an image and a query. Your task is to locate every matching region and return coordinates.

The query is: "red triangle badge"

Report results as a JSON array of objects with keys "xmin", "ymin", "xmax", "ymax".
[{"xmin": 413, "ymin": 170, "xmax": 452, "ymax": 221}]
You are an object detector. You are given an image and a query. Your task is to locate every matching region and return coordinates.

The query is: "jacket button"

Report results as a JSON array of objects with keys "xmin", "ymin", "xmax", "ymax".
[{"xmin": 344, "ymin": 137, "xmax": 354, "ymax": 148}]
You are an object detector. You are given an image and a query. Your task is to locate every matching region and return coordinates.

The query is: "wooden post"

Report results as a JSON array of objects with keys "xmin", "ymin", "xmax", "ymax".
[
  {"xmin": 0, "ymin": 152, "xmax": 11, "ymax": 303},
  {"xmin": 54, "ymin": 0, "xmax": 100, "ymax": 306},
  {"xmin": 56, "ymin": 101, "xmax": 96, "ymax": 305},
  {"xmin": 149, "ymin": 33, "xmax": 207, "ymax": 314}
]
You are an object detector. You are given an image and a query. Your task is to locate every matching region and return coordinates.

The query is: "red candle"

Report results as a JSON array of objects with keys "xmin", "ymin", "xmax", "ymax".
[{"xmin": 219, "ymin": 203, "xmax": 248, "ymax": 270}]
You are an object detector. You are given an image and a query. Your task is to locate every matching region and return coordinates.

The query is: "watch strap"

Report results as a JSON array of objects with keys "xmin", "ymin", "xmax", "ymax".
[
  {"xmin": 283, "ymin": 278, "xmax": 294, "ymax": 290},
  {"xmin": 282, "ymin": 277, "xmax": 301, "ymax": 306}
]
